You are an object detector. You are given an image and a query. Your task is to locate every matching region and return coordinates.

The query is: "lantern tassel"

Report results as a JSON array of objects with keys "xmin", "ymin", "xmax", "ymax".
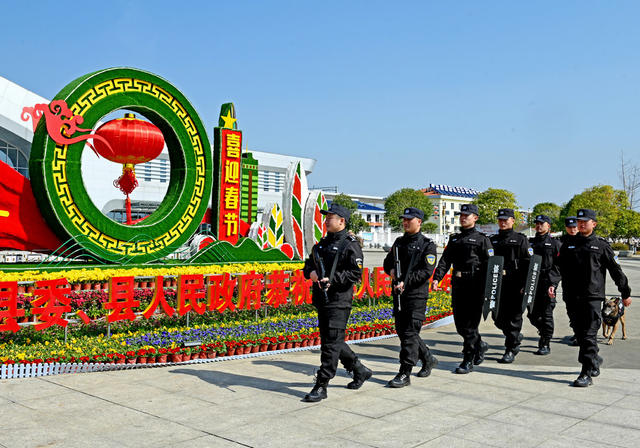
[
  {"xmin": 114, "ymin": 164, "xmax": 138, "ymax": 196},
  {"xmin": 125, "ymin": 195, "xmax": 132, "ymax": 225}
]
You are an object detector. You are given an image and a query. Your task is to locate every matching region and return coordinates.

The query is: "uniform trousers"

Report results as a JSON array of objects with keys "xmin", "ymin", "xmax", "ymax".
[
  {"xmin": 527, "ymin": 288, "xmax": 556, "ymax": 340},
  {"xmin": 451, "ymin": 277, "xmax": 484, "ymax": 356},
  {"xmin": 395, "ymin": 306, "xmax": 430, "ymax": 368},
  {"xmin": 494, "ymin": 277, "xmax": 525, "ymax": 350},
  {"xmin": 574, "ymin": 298, "xmax": 603, "ymax": 372},
  {"xmin": 317, "ymin": 306, "xmax": 356, "ymax": 380}
]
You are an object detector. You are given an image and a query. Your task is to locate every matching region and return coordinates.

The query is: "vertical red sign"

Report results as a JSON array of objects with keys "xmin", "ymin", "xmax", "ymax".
[{"xmin": 218, "ymin": 128, "xmax": 242, "ymax": 244}]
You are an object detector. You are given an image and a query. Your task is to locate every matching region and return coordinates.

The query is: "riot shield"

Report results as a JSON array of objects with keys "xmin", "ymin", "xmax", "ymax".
[
  {"xmin": 522, "ymin": 254, "xmax": 542, "ymax": 313},
  {"xmin": 483, "ymin": 256, "xmax": 504, "ymax": 321}
]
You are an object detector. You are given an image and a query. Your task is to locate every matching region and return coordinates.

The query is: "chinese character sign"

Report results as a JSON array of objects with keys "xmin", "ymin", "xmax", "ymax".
[{"xmin": 213, "ymin": 127, "xmax": 243, "ymax": 244}]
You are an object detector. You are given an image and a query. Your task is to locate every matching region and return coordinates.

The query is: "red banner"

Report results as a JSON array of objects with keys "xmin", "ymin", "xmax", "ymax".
[
  {"xmin": 218, "ymin": 129, "xmax": 242, "ymax": 244},
  {"xmin": 1, "ymin": 269, "xmax": 451, "ymax": 332}
]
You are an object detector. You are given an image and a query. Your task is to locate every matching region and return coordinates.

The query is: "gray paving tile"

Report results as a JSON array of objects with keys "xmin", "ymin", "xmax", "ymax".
[
  {"xmin": 561, "ymin": 420, "xmax": 640, "ymax": 448},
  {"xmin": 519, "ymin": 395, "xmax": 605, "ymax": 419},
  {"xmin": 415, "ymin": 434, "xmax": 499, "ymax": 448},
  {"xmin": 453, "ymin": 418, "xmax": 551, "ymax": 448},
  {"xmin": 332, "ymin": 419, "xmax": 438, "ymax": 448},
  {"xmin": 613, "ymin": 395, "xmax": 640, "ymax": 411},
  {"xmin": 321, "ymin": 392, "xmax": 413, "ymax": 418},
  {"xmin": 535, "ymin": 435, "xmax": 609, "ymax": 448},
  {"xmin": 486, "ymin": 406, "xmax": 581, "ymax": 433},
  {"xmin": 588, "ymin": 406, "xmax": 640, "ymax": 431}
]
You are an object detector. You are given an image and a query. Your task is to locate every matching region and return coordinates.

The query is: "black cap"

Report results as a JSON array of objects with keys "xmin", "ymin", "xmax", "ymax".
[
  {"xmin": 565, "ymin": 216, "xmax": 577, "ymax": 227},
  {"xmin": 399, "ymin": 207, "xmax": 424, "ymax": 220},
  {"xmin": 497, "ymin": 208, "xmax": 515, "ymax": 219},
  {"xmin": 576, "ymin": 209, "xmax": 597, "ymax": 221},
  {"xmin": 456, "ymin": 204, "xmax": 479, "ymax": 216},
  {"xmin": 321, "ymin": 203, "xmax": 351, "ymax": 221},
  {"xmin": 534, "ymin": 214, "xmax": 552, "ymax": 224}
]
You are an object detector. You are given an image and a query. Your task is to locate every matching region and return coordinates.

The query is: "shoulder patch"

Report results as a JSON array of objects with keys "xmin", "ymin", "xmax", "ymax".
[
  {"xmin": 528, "ymin": 247, "xmax": 534, "ymax": 256},
  {"xmin": 488, "ymin": 248, "xmax": 494, "ymax": 257},
  {"xmin": 355, "ymin": 257, "xmax": 363, "ymax": 269},
  {"xmin": 426, "ymin": 254, "xmax": 436, "ymax": 265}
]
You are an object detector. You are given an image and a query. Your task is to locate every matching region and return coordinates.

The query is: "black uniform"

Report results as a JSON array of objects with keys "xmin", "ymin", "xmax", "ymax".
[
  {"xmin": 433, "ymin": 227, "xmax": 493, "ymax": 361},
  {"xmin": 490, "ymin": 229, "xmax": 531, "ymax": 351},
  {"xmin": 527, "ymin": 232, "xmax": 561, "ymax": 345},
  {"xmin": 303, "ymin": 228, "xmax": 364, "ymax": 381},
  {"xmin": 558, "ymin": 233, "xmax": 579, "ymax": 335},
  {"xmin": 558, "ymin": 232, "xmax": 631, "ymax": 375},
  {"xmin": 383, "ymin": 232, "xmax": 437, "ymax": 370}
]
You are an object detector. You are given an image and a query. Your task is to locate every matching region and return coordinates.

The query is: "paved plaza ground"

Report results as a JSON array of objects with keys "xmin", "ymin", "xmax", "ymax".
[{"xmin": 1, "ymin": 257, "xmax": 638, "ymax": 448}]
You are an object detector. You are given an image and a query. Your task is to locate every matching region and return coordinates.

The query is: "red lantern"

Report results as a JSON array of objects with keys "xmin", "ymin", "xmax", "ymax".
[{"xmin": 93, "ymin": 113, "xmax": 165, "ymax": 224}]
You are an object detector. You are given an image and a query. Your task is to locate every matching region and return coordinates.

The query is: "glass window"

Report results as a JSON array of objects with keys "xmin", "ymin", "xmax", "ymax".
[{"xmin": 0, "ymin": 139, "xmax": 29, "ymax": 178}]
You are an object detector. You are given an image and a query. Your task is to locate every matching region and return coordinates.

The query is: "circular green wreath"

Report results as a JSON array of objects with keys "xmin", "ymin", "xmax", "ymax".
[{"xmin": 29, "ymin": 68, "xmax": 212, "ymax": 263}]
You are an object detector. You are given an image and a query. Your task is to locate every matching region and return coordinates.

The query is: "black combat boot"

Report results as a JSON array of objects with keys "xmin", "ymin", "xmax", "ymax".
[
  {"xmin": 303, "ymin": 377, "xmax": 328, "ymax": 402},
  {"xmin": 534, "ymin": 337, "xmax": 551, "ymax": 356},
  {"xmin": 572, "ymin": 370, "xmax": 593, "ymax": 387},
  {"xmin": 417, "ymin": 354, "xmax": 438, "ymax": 378},
  {"xmin": 498, "ymin": 348, "xmax": 519, "ymax": 364},
  {"xmin": 589, "ymin": 356, "xmax": 603, "ymax": 377},
  {"xmin": 347, "ymin": 360, "xmax": 372, "ymax": 389},
  {"xmin": 473, "ymin": 341, "xmax": 488, "ymax": 365},
  {"xmin": 388, "ymin": 365, "xmax": 412, "ymax": 388},
  {"xmin": 455, "ymin": 354, "xmax": 474, "ymax": 374}
]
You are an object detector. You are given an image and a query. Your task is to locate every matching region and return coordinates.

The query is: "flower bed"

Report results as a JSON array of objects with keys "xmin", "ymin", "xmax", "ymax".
[
  {"xmin": 0, "ymin": 262, "xmax": 304, "ymax": 284},
  {"xmin": 0, "ymin": 292, "xmax": 452, "ymax": 367}
]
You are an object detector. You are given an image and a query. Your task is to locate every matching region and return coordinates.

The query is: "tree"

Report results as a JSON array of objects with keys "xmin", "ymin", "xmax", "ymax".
[
  {"xmin": 423, "ymin": 222, "xmax": 438, "ymax": 234},
  {"xmin": 384, "ymin": 188, "xmax": 434, "ymax": 232},
  {"xmin": 612, "ymin": 208, "xmax": 640, "ymax": 242},
  {"xmin": 559, "ymin": 185, "xmax": 628, "ymax": 237},
  {"xmin": 530, "ymin": 202, "xmax": 562, "ymax": 231},
  {"xmin": 472, "ymin": 188, "xmax": 520, "ymax": 225},
  {"xmin": 331, "ymin": 193, "xmax": 369, "ymax": 234},
  {"xmin": 619, "ymin": 151, "xmax": 640, "ymax": 211}
]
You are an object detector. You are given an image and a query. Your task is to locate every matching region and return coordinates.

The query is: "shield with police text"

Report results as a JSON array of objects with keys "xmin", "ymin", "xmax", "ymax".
[
  {"xmin": 483, "ymin": 256, "xmax": 504, "ymax": 321},
  {"xmin": 522, "ymin": 254, "xmax": 542, "ymax": 313}
]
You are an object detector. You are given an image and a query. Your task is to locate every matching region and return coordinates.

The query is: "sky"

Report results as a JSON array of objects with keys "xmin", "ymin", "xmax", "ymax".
[{"xmin": 2, "ymin": 1, "xmax": 639, "ymax": 209}]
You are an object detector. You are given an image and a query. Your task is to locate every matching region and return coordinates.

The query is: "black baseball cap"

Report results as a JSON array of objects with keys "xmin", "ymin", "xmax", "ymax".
[
  {"xmin": 534, "ymin": 214, "xmax": 552, "ymax": 224},
  {"xmin": 321, "ymin": 203, "xmax": 351, "ymax": 221},
  {"xmin": 576, "ymin": 209, "xmax": 597, "ymax": 221},
  {"xmin": 399, "ymin": 207, "xmax": 424, "ymax": 220},
  {"xmin": 456, "ymin": 204, "xmax": 479, "ymax": 216},
  {"xmin": 565, "ymin": 216, "xmax": 577, "ymax": 227},
  {"xmin": 497, "ymin": 208, "xmax": 515, "ymax": 219}
]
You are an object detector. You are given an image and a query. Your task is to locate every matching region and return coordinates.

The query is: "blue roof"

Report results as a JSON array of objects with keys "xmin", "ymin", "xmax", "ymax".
[
  {"xmin": 327, "ymin": 200, "xmax": 385, "ymax": 212},
  {"xmin": 426, "ymin": 183, "xmax": 479, "ymax": 198}
]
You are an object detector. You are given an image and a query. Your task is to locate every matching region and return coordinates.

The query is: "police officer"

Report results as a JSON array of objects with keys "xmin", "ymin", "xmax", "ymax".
[
  {"xmin": 302, "ymin": 203, "xmax": 372, "ymax": 402},
  {"xmin": 432, "ymin": 204, "xmax": 493, "ymax": 374},
  {"xmin": 383, "ymin": 207, "xmax": 438, "ymax": 387},
  {"xmin": 527, "ymin": 215, "xmax": 561, "ymax": 355},
  {"xmin": 490, "ymin": 208, "xmax": 531, "ymax": 363},
  {"xmin": 559, "ymin": 216, "xmax": 579, "ymax": 345},
  {"xmin": 558, "ymin": 209, "xmax": 631, "ymax": 387}
]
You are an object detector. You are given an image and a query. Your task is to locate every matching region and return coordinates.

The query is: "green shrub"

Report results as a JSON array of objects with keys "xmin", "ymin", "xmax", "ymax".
[{"xmin": 611, "ymin": 242, "xmax": 629, "ymax": 251}]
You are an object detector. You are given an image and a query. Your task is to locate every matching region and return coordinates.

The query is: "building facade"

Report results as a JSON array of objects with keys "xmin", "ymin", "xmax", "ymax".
[{"xmin": 423, "ymin": 184, "xmax": 480, "ymax": 234}]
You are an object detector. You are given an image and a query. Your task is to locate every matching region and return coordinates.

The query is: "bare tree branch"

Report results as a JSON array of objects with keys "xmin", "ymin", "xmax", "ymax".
[{"xmin": 619, "ymin": 151, "xmax": 640, "ymax": 210}]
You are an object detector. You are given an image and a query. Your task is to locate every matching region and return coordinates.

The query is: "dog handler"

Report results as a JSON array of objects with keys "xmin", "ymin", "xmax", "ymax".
[{"xmin": 557, "ymin": 209, "xmax": 631, "ymax": 387}]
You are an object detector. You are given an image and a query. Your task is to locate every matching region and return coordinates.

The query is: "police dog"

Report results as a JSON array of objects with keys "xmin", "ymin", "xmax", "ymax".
[{"xmin": 602, "ymin": 297, "xmax": 627, "ymax": 345}]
